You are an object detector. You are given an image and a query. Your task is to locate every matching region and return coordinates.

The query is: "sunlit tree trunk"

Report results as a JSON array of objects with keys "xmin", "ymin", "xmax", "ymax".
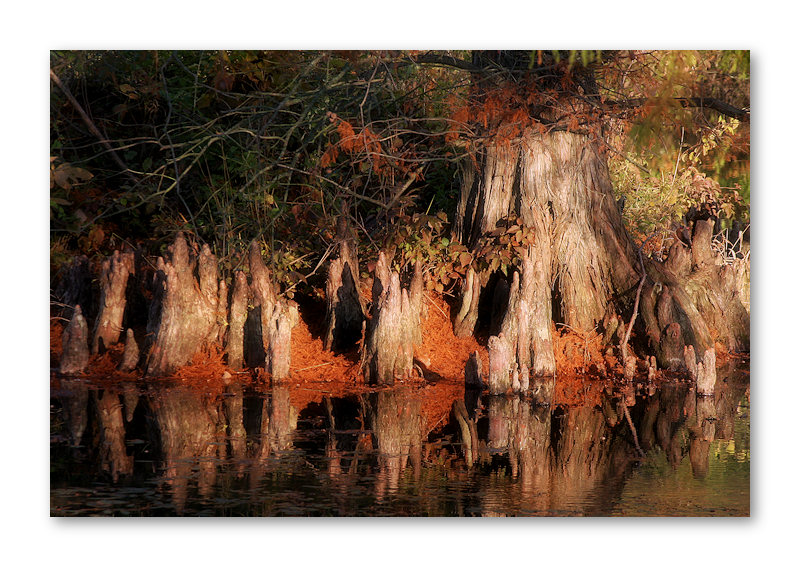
[
  {"xmin": 455, "ymin": 127, "xmax": 748, "ymax": 375},
  {"xmin": 455, "ymin": 130, "xmax": 640, "ymax": 374},
  {"xmin": 145, "ymin": 233, "xmax": 220, "ymax": 377}
]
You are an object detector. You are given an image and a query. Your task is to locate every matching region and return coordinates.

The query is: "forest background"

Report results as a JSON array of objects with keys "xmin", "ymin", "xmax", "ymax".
[{"xmin": 6, "ymin": 1, "xmax": 799, "ymax": 566}]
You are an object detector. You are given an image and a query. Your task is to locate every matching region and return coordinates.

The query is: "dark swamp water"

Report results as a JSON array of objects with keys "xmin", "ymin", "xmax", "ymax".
[{"xmin": 50, "ymin": 363, "xmax": 749, "ymax": 517}]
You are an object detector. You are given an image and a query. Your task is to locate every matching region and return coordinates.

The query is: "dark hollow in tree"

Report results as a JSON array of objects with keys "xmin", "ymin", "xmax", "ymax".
[
  {"xmin": 323, "ymin": 211, "xmax": 366, "ymax": 352},
  {"xmin": 244, "ymin": 240, "xmax": 298, "ymax": 382},
  {"xmin": 449, "ymin": 50, "xmax": 748, "ymax": 377},
  {"xmin": 92, "ymin": 249, "xmax": 135, "ymax": 354}
]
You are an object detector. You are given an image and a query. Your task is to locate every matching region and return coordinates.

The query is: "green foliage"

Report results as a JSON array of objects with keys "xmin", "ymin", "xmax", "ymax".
[
  {"xmin": 383, "ymin": 211, "xmax": 470, "ymax": 294},
  {"xmin": 609, "ymin": 151, "xmax": 749, "ymax": 244},
  {"xmin": 472, "ymin": 214, "xmax": 536, "ymax": 276}
]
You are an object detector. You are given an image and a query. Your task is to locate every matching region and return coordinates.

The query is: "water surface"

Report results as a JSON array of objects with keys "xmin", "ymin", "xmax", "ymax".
[{"xmin": 50, "ymin": 364, "xmax": 749, "ymax": 516}]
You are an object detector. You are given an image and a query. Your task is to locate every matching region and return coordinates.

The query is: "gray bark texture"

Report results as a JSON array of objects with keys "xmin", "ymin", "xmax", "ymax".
[
  {"xmin": 91, "ymin": 249, "xmax": 135, "ymax": 353},
  {"xmin": 324, "ymin": 213, "xmax": 366, "ymax": 351},
  {"xmin": 145, "ymin": 233, "xmax": 220, "ymax": 377},
  {"xmin": 245, "ymin": 241, "xmax": 299, "ymax": 381},
  {"xmin": 118, "ymin": 328, "xmax": 140, "ymax": 371},
  {"xmin": 226, "ymin": 270, "xmax": 249, "ymax": 371},
  {"xmin": 454, "ymin": 127, "xmax": 748, "ymax": 380},
  {"xmin": 60, "ymin": 304, "xmax": 90, "ymax": 375},
  {"xmin": 361, "ymin": 251, "xmax": 423, "ymax": 385}
]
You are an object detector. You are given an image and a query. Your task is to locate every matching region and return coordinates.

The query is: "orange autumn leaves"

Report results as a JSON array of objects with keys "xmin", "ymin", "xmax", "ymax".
[{"xmin": 321, "ymin": 112, "xmax": 415, "ymax": 180}]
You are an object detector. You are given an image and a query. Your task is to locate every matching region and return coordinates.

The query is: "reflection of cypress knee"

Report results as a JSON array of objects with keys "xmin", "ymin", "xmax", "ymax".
[{"xmin": 93, "ymin": 390, "xmax": 133, "ymax": 482}]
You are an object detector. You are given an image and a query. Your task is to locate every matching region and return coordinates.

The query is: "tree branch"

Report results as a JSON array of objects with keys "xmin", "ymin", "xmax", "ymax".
[
  {"xmin": 603, "ymin": 96, "xmax": 749, "ymax": 121},
  {"xmin": 49, "ymin": 69, "xmax": 139, "ymax": 180}
]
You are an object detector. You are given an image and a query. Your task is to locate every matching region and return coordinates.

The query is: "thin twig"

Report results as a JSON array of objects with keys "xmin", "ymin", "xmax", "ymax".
[
  {"xmin": 620, "ymin": 247, "xmax": 646, "ymax": 362},
  {"xmin": 622, "ymin": 402, "xmax": 646, "ymax": 458}
]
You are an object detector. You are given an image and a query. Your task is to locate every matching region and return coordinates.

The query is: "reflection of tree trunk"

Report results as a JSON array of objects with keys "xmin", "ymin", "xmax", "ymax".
[
  {"xmin": 258, "ymin": 385, "xmax": 298, "ymax": 459},
  {"xmin": 453, "ymin": 399, "xmax": 478, "ymax": 467},
  {"xmin": 689, "ymin": 396, "xmax": 716, "ymax": 479},
  {"xmin": 148, "ymin": 385, "xmax": 222, "ymax": 512},
  {"xmin": 120, "ymin": 381, "xmax": 139, "ymax": 422},
  {"xmin": 223, "ymin": 382, "xmax": 247, "ymax": 459},
  {"xmin": 57, "ymin": 380, "xmax": 89, "ymax": 446},
  {"xmin": 91, "ymin": 250, "xmax": 135, "ymax": 353},
  {"xmin": 550, "ymin": 405, "xmax": 615, "ymax": 511},
  {"xmin": 93, "ymin": 389, "xmax": 133, "ymax": 481},
  {"xmin": 516, "ymin": 405, "xmax": 552, "ymax": 512},
  {"xmin": 368, "ymin": 388, "xmax": 423, "ymax": 494}
]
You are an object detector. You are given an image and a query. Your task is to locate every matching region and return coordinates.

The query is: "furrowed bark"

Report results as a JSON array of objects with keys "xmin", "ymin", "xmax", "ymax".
[
  {"xmin": 323, "ymin": 213, "xmax": 366, "ymax": 351},
  {"xmin": 361, "ymin": 252, "xmax": 423, "ymax": 385},
  {"xmin": 145, "ymin": 233, "xmax": 220, "ymax": 377},
  {"xmin": 266, "ymin": 299, "xmax": 299, "ymax": 382},
  {"xmin": 642, "ymin": 219, "xmax": 749, "ymax": 371},
  {"xmin": 119, "ymin": 328, "xmax": 140, "ymax": 371},
  {"xmin": 226, "ymin": 270, "xmax": 249, "ymax": 371},
  {"xmin": 453, "ymin": 267, "xmax": 483, "ymax": 337},
  {"xmin": 60, "ymin": 304, "xmax": 90, "ymax": 375},
  {"xmin": 54, "ymin": 255, "xmax": 92, "ymax": 320},
  {"xmin": 487, "ymin": 333, "xmax": 514, "ymax": 394},
  {"xmin": 92, "ymin": 249, "xmax": 135, "ymax": 353}
]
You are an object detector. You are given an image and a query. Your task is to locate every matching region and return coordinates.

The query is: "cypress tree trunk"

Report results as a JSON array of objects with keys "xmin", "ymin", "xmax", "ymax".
[
  {"xmin": 226, "ymin": 270, "xmax": 249, "ymax": 371},
  {"xmin": 245, "ymin": 240, "xmax": 298, "ymax": 381},
  {"xmin": 455, "ymin": 127, "xmax": 748, "ymax": 376},
  {"xmin": 145, "ymin": 233, "xmax": 220, "ymax": 377},
  {"xmin": 91, "ymin": 249, "xmax": 135, "ymax": 353},
  {"xmin": 361, "ymin": 252, "xmax": 423, "ymax": 385},
  {"xmin": 60, "ymin": 304, "xmax": 90, "ymax": 375},
  {"xmin": 324, "ymin": 212, "xmax": 366, "ymax": 351}
]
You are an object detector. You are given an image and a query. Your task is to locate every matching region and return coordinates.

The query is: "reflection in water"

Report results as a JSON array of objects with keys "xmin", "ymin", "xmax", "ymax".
[
  {"xmin": 367, "ymin": 388, "xmax": 423, "ymax": 498},
  {"xmin": 50, "ymin": 363, "xmax": 749, "ymax": 516}
]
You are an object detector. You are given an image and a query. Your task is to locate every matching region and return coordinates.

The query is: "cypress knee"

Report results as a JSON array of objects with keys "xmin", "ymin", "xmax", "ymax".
[
  {"xmin": 60, "ymin": 305, "xmax": 90, "ymax": 375},
  {"xmin": 92, "ymin": 249, "xmax": 135, "ymax": 353}
]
